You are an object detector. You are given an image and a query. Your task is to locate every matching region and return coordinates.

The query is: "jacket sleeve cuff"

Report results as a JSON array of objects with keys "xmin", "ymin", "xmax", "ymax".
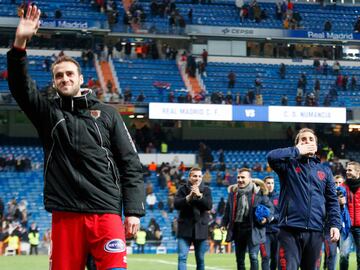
[{"xmin": 12, "ymin": 45, "xmax": 26, "ymax": 52}]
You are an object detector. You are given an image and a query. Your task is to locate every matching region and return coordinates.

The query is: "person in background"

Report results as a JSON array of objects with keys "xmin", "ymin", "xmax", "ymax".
[
  {"xmin": 174, "ymin": 167, "xmax": 213, "ymax": 270},
  {"xmin": 222, "ymin": 168, "xmax": 274, "ymax": 270},
  {"xmin": 260, "ymin": 176, "xmax": 279, "ymax": 270},
  {"xmin": 343, "ymin": 162, "xmax": 360, "ymax": 270},
  {"xmin": 28, "ymin": 222, "xmax": 39, "ymax": 255}
]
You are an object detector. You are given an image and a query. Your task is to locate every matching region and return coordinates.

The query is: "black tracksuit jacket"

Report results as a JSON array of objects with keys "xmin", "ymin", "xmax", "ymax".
[{"xmin": 7, "ymin": 48, "xmax": 145, "ymax": 217}]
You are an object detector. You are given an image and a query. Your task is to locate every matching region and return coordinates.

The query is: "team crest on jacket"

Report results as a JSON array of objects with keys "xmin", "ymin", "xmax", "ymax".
[
  {"xmin": 104, "ymin": 239, "xmax": 126, "ymax": 253},
  {"xmin": 295, "ymin": 167, "xmax": 301, "ymax": 173},
  {"xmin": 317, "ymin": 171, "xmax": 326, "ymax": 181},
  {"xmin": 90, "ymin": 110, "xmax": 101, "ymax": 119}
]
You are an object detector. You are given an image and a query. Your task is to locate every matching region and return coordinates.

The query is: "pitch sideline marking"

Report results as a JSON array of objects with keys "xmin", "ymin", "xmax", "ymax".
[{"xmin": 131, "ymin": 258, "xmax": 232, "ymax": 270}]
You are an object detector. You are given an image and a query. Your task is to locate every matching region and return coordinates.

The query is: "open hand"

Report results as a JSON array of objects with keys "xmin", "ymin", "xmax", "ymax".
[
  {"xmin": 296, "ymin": 143, "xmax": 317, "ymax": 156},
  {"xmin": 14, "ymin": 5, "xmax": 41, "ymax": 49}
]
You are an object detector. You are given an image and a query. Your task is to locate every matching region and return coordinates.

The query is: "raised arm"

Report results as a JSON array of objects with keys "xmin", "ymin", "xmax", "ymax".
[
  {"xmin": 7, "ymin": 5, "xmax": 50, "ymax": 129},
  {"xmin": 14, "ymin": 5, "xmax": 41, "ymax": 50},
  {"xmin": 267, "ymin": 147, "xmax": 299, "ymax": 173}
]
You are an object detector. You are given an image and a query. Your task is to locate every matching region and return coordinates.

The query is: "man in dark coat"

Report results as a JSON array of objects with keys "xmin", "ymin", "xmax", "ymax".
[
  {"xmin": 222, "ymin": 168, "xmax": 274, "ymax": 270},
  {"xmin": 8, "ymin": 6, "xmax": 144, "ymax": 270},
  {"xmin": 174, "ymin": 167, "xmax": 213, "ymax": 270}
]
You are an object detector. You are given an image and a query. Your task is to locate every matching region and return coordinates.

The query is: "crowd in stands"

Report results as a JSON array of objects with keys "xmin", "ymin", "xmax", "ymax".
[
  {"xmin": 0, "ymin": 196, "xmax": 42, "ymax": 256},
  {"xmin": 0, "ymin": 154, "xmax": 32, "ymax": 172}
]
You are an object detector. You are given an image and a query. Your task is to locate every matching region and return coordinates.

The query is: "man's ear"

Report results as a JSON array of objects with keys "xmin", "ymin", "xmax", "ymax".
[{"xmin": 80, "ymin": 74, "xmax": 84, "ymax": 86}]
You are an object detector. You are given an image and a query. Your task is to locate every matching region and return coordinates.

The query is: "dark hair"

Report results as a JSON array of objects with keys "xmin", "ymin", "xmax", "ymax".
[
  {"xmin": 263, "ymin": 176, "xmax": 274, "ymax": 182},
  {"xmin": 51, "ymin": 56, "xmax": 82, "ymax": 78}
]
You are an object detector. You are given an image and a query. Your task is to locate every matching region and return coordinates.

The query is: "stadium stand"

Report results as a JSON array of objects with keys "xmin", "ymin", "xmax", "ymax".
[{"xmin": 113, "ymin": 58, "xmax": 186, "ymax": 102}]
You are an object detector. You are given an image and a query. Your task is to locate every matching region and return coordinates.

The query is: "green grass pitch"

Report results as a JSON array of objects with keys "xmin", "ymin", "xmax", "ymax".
[{"xmin": 0, "ymin": 253, "xmax": 356, "ymax": 270}]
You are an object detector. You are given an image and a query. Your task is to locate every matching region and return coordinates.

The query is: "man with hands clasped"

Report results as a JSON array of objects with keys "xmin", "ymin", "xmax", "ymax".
[
  {"xmin": 267, "ymin": 128, "xmax": 341, "ymax": 270},
  {"xmin": 174, "ymin": 167, "xmax": 213, "ymax": 270}
]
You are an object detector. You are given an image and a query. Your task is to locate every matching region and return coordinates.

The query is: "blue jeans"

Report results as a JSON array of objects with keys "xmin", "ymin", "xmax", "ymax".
[
  {"xmin": 323, "ymin": 234, "xmax": 337, "ymax": 270},
  {"xmin": 339, "ymin": 232, "xmax": 353, "ymax": 270},
  {"xmin": 344, "ymin": 227, "xmax": 360, "ymax": 270},
  {"xmin": 178, "ymin": 237, "xmax": 208, "ymax": 270}
]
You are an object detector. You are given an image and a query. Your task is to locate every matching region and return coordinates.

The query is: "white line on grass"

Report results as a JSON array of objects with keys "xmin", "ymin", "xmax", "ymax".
[{"xmin": 132, "ymin": 258, "xmax": 232, "ymax": 270}]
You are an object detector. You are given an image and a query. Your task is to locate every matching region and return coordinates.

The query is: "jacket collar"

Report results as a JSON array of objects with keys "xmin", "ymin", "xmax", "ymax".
[
  {"xmin": 227, "ymin": 178, "xmax": 268, "ymax": 196},
  {"xmin": 55, "ymin": 88, "xmax": 98, "ymax": 111}
]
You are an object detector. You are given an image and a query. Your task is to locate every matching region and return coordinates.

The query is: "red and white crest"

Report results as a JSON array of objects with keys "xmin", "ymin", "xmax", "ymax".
[
  {"xmin": 317, "ymin": 171, "xmax": 326, "ymax": 181},
  {"xmin": 90, "ymin": 110, "xmax": 101, "ymax": 119}
]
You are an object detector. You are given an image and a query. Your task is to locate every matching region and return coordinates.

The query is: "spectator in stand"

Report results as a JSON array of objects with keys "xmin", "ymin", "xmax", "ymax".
[
  {"xmin": 336, "ymin": 74, "xmax": 344, "ymax": 89},
  {"xmin": 186, "ymin": 55, "xmax": 196, "ymax": 77},
  {"xmin": 136, "ymin": 91, "xmax": 145, "ymax": 103},
  {"xmin": 168, "ymin": 181, "xmax": 177, "ymax": 212},
  {"xmin": 174, "ymin": 167, "xmax": 213, "ymax": 270},
  {"xmin": 281, "ymin": 95, "xmax": 288, "ymax": 106},
  {"xmin": 106, "ymin": 80, "xmax": 113, "ymax": 93},
  {"xmin": 54, "ymin": 8, "xmax": 62, "ymax": 19},
  {"xmin": 202, "ymin": 49, "xmax": 208, "ymax": 66},
  {"xmin": 296, "ymin": 77, "xmax": 304, "ymax": 97},
  {"xmin": 222, "ymin": 169, "xmax": 273, "ymax": 270},
  {"xmin": 333, "ymin": 61, "xmax": 341, "ymax": 75},
  {"xmin": 314, "ymin": 79, "xmax": 321, "ymax": 102},
  {"xmin": 203, "ymin": 168, "xmax": 212, "ymax": 186},
  {"xmin": 343, "ymin": 161, "xmax": 360, "ymax": 269},
  {"xmin": 158, "ymin": 171, "xmax": 167, "ymax": 190},
  {"xmin": 124, "ymin": 87, "xmax": 132, "ymax": 102},
  {"xmin": 225, "ymin": 91, "xmax": 233, "ymax": 104},
  {"xmin": 147, "ymin": 218, "xmax": 161, "ymax": 246},
  {"xmin": 252, "ymin": 162, "xmax": 263, "ymax": 172},
  {"xmin": 148, "ymin": 161, "xmax": 157, "ymax": 172},
  {"xmin": 178, "ymin": 161, "xmax": 186, "ymax": 173},
  {"xmin": 313, "ymin": 59, "xmax": 320, "ymax": 72},
  {"xmin": 0, "ymin": 70, "xmax": 8, "ymax": 80},
  {"xmin": 168, "ymin": 91, "xmax": 175, "ymax": 103},
  {"xmin": 275, "ymin": 1, "xmax": 282, "ymax": 20},
  {"xmin": 323, "ymin": 60, "xmax": 329, "ymax": 76},
  {"xmin": 305, "ymin": 92, "xmax": 317, "ymax": 106},
  {"xmin": 253, "ymin": 3, "xmax": 261, "ymax": 23},
  {"xmin": 287, "ymin": 0, "xmax": 293, "ymax": 12},
  {"xmin": 343, "ymin": 75, "xmax": 349, "ymax": 91},
  {"xmin": 188, "ymin": 8, "xmax": 193, "ymax": 23},
  {"xmin": 351, "ymin": 75, "xmax": 357, "ymax": 91},
  {"xmin": 260, "ymin": 176, "xmax": 279, "ymax": 270},
  {"xmin": 87, "ymin": 77, "xmax": 96, "ymax": 89},
  {"xmin": 255, "ymin": 74, "xmax": 263, "ymax": 95},
  {"xmin": 228, "ymin": 71, "xmax": 236, "ymax": 89},
  {"xmin": 324, "ymin": 20, "xmax": 332, "ymax": 32},
  {"xmin": 279, "ymin": 63, "xmax": 286, "ymax": 79},
  {"xmin": 146, "ymin": 142, "xmax": 157, "ymax": 153},
  {"xmin": 146, "ymin": 192, "xmax": 157, "ymax": 211},
  {"xmin": 354, "ymin": 16, "xmax": 360, "ymax": 32}
]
